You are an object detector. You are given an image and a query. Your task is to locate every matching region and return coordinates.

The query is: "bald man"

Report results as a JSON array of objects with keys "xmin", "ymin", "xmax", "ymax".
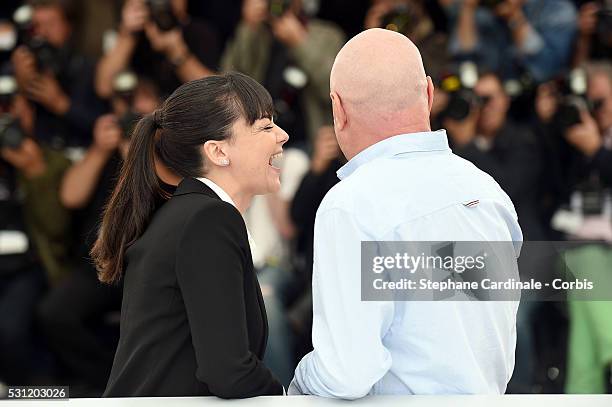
[{"xmin": 289, "ymin": 29, "xmax": 522, "ymax": 397}]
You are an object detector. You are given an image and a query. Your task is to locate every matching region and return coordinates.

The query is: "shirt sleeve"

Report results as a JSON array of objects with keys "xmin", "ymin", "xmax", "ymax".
[
  {"xmin": 175, "ymin": 202, "xmax": 283, "ymax": 398},
  {"xmin": 292, "ymin": 207, "xmax": 394, "ymax": 399}
]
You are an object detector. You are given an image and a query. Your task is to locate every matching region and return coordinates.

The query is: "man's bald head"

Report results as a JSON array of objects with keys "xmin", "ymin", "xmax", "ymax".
[{"xmin": 329, "ymin": 28, "xmax": 433, "ymax": 159}]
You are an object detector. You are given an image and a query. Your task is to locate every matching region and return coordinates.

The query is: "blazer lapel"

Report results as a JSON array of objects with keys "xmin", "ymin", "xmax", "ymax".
[
  {"xmin": 176, "ymin": 177, "xmax": 269, "ymax": 355},
  {"xmin": 173, "ymin": 177, "xmax": 220, "ymax": 199}
]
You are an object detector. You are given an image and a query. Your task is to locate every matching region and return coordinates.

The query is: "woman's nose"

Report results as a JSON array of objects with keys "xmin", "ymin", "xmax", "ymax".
[{"xmin": 277, "ymin": 127, "xmax": 289, "ymax": 145}]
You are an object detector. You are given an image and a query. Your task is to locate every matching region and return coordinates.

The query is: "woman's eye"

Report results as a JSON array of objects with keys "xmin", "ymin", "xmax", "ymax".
[{"xmin": 264, "ymin": 126, "xmax": 274, "ymax": 131}]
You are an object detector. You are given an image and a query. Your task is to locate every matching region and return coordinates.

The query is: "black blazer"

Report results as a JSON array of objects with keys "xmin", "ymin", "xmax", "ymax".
[{"xmin": 104, "ymin": 178, "xmax": 283, "ymax": 398}]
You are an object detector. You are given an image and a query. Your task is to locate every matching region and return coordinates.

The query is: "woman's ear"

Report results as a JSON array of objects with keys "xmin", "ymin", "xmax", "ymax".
[{"xmin": 203, "ymin": 140, "xmax": 231, "ymax": 167}]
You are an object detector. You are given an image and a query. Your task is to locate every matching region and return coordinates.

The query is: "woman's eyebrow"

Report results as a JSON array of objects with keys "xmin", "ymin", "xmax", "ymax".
[
  {"xmin": 253, "ymin": 120, "xmax": 272, "ymax": 133},
  {"xmin": 257, "ymin": 119, "xmax": 273, "ymax": 128}
]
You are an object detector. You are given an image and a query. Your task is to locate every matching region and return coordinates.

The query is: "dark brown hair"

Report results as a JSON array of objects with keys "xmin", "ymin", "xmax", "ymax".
[
  {"xmin": 92, "ymin": 72, "xmax": 274, "ymax": 284},
  {"xmin": 29, "ymin": 0, "xmax": 81, "ymax": 25}
]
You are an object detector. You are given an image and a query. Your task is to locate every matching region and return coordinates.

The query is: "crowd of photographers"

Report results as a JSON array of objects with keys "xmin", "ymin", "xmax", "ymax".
[{"xmin": 0, "ymin": 0, "xmax": 610, "ymax": 397}]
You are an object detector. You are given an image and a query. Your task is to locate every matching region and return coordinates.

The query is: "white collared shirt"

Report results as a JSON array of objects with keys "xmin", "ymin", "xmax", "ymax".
[
  {"xmin": 195, "ymin": 177, "xmax": 257, "ymax": 254},
  {"xmin": 290, "ymin": 130, "xmax": 522, "ymax": 397}
]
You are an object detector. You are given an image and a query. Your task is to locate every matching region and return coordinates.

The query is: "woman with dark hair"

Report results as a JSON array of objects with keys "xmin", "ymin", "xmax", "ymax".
[{"xmin": 91, "ymin": 72, "xmax": 287, "ymax": 398}]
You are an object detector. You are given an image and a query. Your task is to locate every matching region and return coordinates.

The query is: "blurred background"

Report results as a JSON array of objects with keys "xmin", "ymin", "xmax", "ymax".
[{"xmin": 0, "ymin": 0, "xmax": 610, "ymax": 397}]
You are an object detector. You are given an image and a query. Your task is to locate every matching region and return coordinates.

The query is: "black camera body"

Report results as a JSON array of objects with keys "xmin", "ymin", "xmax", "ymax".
[
  {"xmin": 439, "ymin": 63, "xmax": 486, "ymax": 121},
  {"xmin": 147, "ymin": 0, "xmax": 179, "ymax": 31},
  {"xmin": 443, "ymin": 88, "xmax": 487, "ymax": 121},
  {"xmin": 27, "ymin": 37, "xmax": 63, "ymax": 75},
  {"xmin": 269, "ymin": 0, "xmax": 293, "ymax": 18},
  {"xmin": 553, "ymin": 69, "xmax": 590, "ymax": 133}
]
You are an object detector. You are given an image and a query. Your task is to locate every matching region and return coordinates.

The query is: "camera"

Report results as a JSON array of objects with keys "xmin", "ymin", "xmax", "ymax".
[
  {"xmin": 146, "ymin": 0, "xmax": 179, "ymax": 31},
  {"xmin": 28, "ymin": 37, "xmax": 63, "ymax": 75},
  {"xmin": 112, "ymin": 71, "xmax": 142, "ymax": 139},
  {"xmin": 0, "ymin": 76, "xmax": 25, "ymax": 150},
  {"xmin": 553, "ymin": 68, "xmax": 591, "ymax": 133},
  {"xmin": 12, "ymin": 5, "xmax": 63, "ymax": 75},
  {"xmin": 440, "ymin": 62, "xmax": 487, "ymax": 121},
  {"xmin": 269, "ymin": 0, "xmax": 293, "ymax": 18}
]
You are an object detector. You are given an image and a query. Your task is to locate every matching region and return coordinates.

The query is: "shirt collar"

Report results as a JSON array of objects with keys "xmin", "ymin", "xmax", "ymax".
[
  {"xmin": 337, "ymin": 130, "xmax": 450, "ymax": 180},
  {"xmin": 195, "ymin": 177, "xmax": 258, "ymax": 256},
  {"xmin": 196, "ymin": 177, "xmax": 236, "ymax": 208}
]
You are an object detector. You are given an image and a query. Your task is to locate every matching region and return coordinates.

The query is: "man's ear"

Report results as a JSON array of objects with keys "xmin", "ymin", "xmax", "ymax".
[
  {"xmin": 330, "ymin": 91, "xmax": 347, "ymax": 131},
  {"xmin": 426, "ymin": 76, "xmax": 434, "ymax": 113},
  {"xmin": 202, "ymin": 140, "xmax": 229, "ymax": 167}
]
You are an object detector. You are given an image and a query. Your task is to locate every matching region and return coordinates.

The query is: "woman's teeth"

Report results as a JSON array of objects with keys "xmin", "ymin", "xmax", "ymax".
[{"xmin": 269, "ymin": 152, "xmax": 283, "ymax": 168}]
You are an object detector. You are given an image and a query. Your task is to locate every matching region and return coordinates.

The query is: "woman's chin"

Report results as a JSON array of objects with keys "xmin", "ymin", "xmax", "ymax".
[
  {"xmin": 267, "ymin": 180, "xmax": 281, "ymax": 194},
  {"xmin": 266, "ymin": 166, "xmax": 281, "ymax": 191},
  {"xmin": 265, "ymin": 172, "xmax": 282, "ymax": 194}
]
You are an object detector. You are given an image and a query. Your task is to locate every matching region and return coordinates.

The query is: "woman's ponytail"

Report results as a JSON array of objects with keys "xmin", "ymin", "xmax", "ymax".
[{"xmin": 92, "ymin": 112, "xmax": 168, "ymax": 284}]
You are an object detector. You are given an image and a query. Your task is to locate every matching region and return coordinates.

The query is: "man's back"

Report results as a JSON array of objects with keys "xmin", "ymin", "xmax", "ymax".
[{"xmin": 292, "ymin": 131, "xmax": 521, "ymax": 397}]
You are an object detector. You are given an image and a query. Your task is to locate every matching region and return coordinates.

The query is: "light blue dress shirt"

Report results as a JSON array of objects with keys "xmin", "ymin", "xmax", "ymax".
[{"xmin": 290, "ymin": 130, "xmax": 522, "ymax": 398}]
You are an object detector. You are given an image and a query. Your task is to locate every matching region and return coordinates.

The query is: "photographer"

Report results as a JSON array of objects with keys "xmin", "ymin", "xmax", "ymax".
[
  {"xmin": 563, "ymin": 63, "xmax": 612, "ymax": 186},
  {"xmin": 445, "ymin": 72, "xmax": 546, "ymax": 239},
  {"xmin": 96, "ymin": 0, "xmax": 221, "ymax": 99},
  {"xmin": 221, "ymin": 0, "xmax": 345, "ymax": 145},
  {"xmin": 542, "ymin": 62, "xmax": 612, "ymax": 394},
  {"xmin": 0, "ymin": 76, "xmax": 71, "ymax": 385},
  {"xmin": 10, "ymin": 0, "xmax": 105, "ymax": 148},
  {"xmin": 37, "ymin": 74, "xmax": 166, "ymax": 395},
  {"xmin": 444, "ymin": 0, "xmax": 576, "ymax": 82}
]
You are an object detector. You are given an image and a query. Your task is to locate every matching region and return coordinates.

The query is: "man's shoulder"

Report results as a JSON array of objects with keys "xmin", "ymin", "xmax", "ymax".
[
  {"xmin": 446, "ymin": 151, "xmax": 516, "ymax": 205},
  {"xmin": 317, "ymin": 178, "xmax": 351, "ymax": 215},
  {"xmin": 338, "ymin": 151, "xmax": 511, "ymax": 210}
]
